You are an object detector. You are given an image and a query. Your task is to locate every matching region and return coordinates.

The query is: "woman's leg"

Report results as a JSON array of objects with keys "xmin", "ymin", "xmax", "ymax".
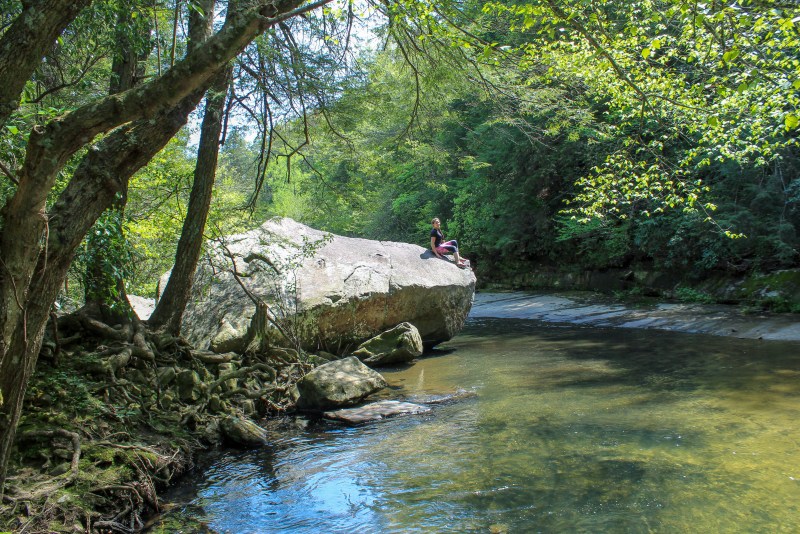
[{"xmin": 442, "ymin": 240, "xmax": 464, "ymax": 264}]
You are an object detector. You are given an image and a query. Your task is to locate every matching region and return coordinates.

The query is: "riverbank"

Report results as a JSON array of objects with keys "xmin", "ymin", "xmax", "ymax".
[
  {"xmin": 471, "ymin": 291, "xmax": 800, "ymax": 341},
  {"xmin": 0, "ymin": 325, "xmax": 310, "ymax": 534},
  {"xmin": 476, "ymin": 266, "xmax": 800, "ymax": 315}
]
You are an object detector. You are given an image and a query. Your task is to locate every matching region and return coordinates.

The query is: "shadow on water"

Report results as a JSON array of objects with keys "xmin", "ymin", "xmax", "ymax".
[{"xmin": 150, "ymin": 317, "xmax": 800, "ymax": 534}]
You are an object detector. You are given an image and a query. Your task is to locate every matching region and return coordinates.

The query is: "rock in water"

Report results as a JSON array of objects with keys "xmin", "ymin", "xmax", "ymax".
[
  {"xmin": 352, "ymin": 322, "xmax": 423, "ymax": 366},
  {"xmin": 295, "ymin": 356, "xmax": 388, "ymax": 411},
  {"xmin": 163, "ymin": 217, "xmax": 475, "ymax": 352},
  {"xmin": 220, "ymin": 416, "xmax": 268, "ymax": 446},
  {"xmin": 323, "ymin": 400, "xmax": 431, "ymax": 424}
]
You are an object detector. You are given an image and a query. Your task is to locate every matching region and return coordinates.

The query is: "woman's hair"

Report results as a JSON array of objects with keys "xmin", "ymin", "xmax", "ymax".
[{"xmin": 431, "ymin": 217, "xmax": 440, "ymax": 225}]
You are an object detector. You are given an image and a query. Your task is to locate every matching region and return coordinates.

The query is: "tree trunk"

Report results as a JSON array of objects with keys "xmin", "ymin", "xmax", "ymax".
[
  {"xmin": 0, "ymin": 0, "xmax": 325, "ymax": 497},
  {"xmin": 2, "ymin": 0, "xmax": 309, "ymax": 334},
  {"xmin": 0, "ymin": 91, "xmax": 205, "ymax": 495},
  {"xmin": 0, "ymin": 0, "xmax": 91, "ymax": 129},
  {"xmin": 149, "ymin": 65, "xmax": 232, "ymax": 334}
]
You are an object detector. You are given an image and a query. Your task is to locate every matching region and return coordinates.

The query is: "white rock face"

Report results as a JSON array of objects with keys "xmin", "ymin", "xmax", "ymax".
[{"xmin": 166, "ymin": 217, "xmax": 476, "ymax": 352}]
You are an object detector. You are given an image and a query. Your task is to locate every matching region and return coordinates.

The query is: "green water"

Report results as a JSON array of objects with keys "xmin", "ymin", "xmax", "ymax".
[{"xmin": 155, "ymin": 319, "xmax": 800, "ymax": 533}]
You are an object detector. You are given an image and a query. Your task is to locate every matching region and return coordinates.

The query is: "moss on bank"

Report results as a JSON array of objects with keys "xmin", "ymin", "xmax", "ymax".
[{"xmin": 1, "ymin": 324, "xmax": 314, "ymax": 533}]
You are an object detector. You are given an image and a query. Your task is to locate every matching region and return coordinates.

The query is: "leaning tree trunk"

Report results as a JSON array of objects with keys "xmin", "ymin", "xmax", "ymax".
[
  {"xmin": 149, "ymin": 65, "xmax": 232, "ymax": 334},
  {"xmin": 0, "ymin": 0, "xmax": 324, "ymax": 495},
  {"xmin": 0, "ymin": 91, "xmax": 206, "ymax": 496},
  {"xmin": 0, "ymin": 0, "xmax": 318, "ymax": 496}
]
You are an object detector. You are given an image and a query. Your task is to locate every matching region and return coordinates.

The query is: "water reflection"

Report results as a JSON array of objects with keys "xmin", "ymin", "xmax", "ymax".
[{"xmin": 152, "ymin": 319, "xmax": 800, "ymax": 533}]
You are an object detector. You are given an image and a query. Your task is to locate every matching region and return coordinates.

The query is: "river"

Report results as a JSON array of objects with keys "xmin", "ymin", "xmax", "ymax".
[{"xmin": 150, "ymin": 292, "xmax": 800, "ymax": 533}]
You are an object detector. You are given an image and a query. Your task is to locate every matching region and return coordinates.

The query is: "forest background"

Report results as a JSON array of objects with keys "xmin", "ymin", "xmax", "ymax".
[
  {"xmin": 4, "ymin": 0, "xmax": 797, "ymax": 306},
  {"xmin": 36, "ymin": 0, "xmax": 799, "ymax": 305},
  {"xmin": 1, "ymin": 0, "xmax": 799, "ymax": 521}
]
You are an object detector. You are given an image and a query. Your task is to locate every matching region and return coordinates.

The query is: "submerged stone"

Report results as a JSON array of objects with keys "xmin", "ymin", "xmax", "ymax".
[
  {"xmin": 406, "ymin": 388, "xmax": 478, "ymax": 405},
  {"xmin": 323, "ymin": 400, "xmax": 431, "ymax": 424}
]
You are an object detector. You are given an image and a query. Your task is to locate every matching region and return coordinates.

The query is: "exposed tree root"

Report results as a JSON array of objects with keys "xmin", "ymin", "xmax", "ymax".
[
  {"xmin": 10, "ymin": 429, "xmax": 81, "ymax": 500},
  {"xmin": 1, "ymin": 305, "xmax": 317, "ymax": 533}
]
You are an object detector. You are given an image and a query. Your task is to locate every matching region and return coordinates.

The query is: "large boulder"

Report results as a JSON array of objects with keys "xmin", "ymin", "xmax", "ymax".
[
  {"xmin": 295, "ymin": 356, "xmax": 387, "ymax": 411},
  {"xmin": 161, "ymin": 217, "xmax": 475, "ymax": 352},
  {"xmin": 352, "ymin": 322, "xmax": 423, "ymax": 366}
]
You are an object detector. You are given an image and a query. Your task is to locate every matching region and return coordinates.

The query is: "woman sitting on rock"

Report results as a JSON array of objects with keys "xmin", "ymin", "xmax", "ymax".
[{"xmin": 430, "ymin": 217, "xmax": 468, "ymax": 268}]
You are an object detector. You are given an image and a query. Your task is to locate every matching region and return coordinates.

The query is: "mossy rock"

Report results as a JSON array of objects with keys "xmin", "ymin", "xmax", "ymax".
[
  {"xmin": 295, "ymin": 356, "xmax": 387, "ymax": 411},
  {"xmin": 220, "ymin": 415, "xmax": 268, "ymax": 446},
  {"xmin": 351, "ymin": 322, "xmax": 423, "ymax": 367},
  {"xmin": 734, "ymin": 270, "xmax": 800, "ymax": 311},
  {"xmin": 177, "ymin": 370, "xmax": 204, "ymax": 402}
]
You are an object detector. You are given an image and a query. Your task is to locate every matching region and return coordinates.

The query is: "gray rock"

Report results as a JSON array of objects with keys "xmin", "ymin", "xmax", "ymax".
[
  {"xmin": 128, "ymin": 294, "xmax": 155, "ymax": 320},
  {"xmin": 165, "ymin": 217, "xmax": 475, "ymax": 353},
  {"xmin": 323, "ymin": 400, "xmax": 431, "ymax": 424},
  {"xmin": 176, "ymin": 370, "xmax": 202, "ymax": 402},
  {"xmin": 471, "ymin": 291, "xmax": 800, "ymax": 341},
  {"xmin": 295, "ymin": 356, "xmax": 387, "ymax": 411},
  {"xmin": 209, "ymin": 318, "xmax": 247, "ymax": 353},
  {"xmin": 220, "ymin": 415, "xmax": 268, "ymax": 446},
  {"xmin": 352, "ymin": 322, "xmax": 423, "ymax": 366}
]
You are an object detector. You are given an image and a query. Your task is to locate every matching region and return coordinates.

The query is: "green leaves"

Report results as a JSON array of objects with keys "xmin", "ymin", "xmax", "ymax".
[
  {"xmin": 643, "ymin": 38, "xmax": 662, "ymax": 59},
  {"xmin": 722, "ymin": 48, "xmax": 740, "ymax": 64}
]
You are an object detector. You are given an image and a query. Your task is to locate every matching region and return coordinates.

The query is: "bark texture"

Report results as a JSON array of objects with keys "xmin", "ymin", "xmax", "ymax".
[
  {"xmin": 149, "ymin": 65, "xmax": 232, "ymax": 334},
  {"xmin": 149, "ymin": 0, "xmax": 229, "ymax": 334},
  {"xmin": 0, "ymin": 0, "xmax": 91, "ymax": 128},
  {"xmin": 83, "ymin": 0, "xmax": 150, "ymax": 322},
  {"xmin": 0, "ymin": 93, "xmax": 206, "ymax": 496}
]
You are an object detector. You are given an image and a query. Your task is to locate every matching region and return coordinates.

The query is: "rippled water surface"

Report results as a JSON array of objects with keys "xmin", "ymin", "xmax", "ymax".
[{"xmin": 154, "ymin": 319, "xmax": 800, "ymax": 533}]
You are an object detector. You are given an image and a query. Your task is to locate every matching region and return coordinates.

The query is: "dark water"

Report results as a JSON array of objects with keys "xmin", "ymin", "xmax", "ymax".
[{"xmin": 151, "ymin": 319, "xmax": 800, "ymax": 533}]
